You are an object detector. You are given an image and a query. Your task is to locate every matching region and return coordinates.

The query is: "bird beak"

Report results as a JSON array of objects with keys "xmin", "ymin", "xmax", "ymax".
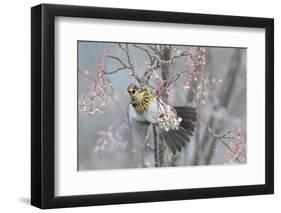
[
  {"xmin": 131, "ymin": 99, "xmax": 137, "ymax": 107},
  {"xmin": 130, "ymin": 95, "xmax": 136, "ymax": 103}
]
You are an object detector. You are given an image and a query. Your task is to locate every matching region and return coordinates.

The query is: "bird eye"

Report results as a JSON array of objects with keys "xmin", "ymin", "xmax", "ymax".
[{"xmin": 131, "ymin": 89, "xmax": 136, "ymax": 95}]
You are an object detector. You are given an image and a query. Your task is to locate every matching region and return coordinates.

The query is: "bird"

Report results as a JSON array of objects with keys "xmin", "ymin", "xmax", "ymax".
[{"xmin": 127, "ymin": 84, "xmax": 197, "ymax": 154}]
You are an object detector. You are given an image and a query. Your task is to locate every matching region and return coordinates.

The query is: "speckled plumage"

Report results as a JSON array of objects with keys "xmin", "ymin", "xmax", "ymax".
[
  {"xmin": 127, "ymin": 84, "xmax": 197, "ymax": 154},
  {"xmin": 127, "ymin": 85, "xmax": 160, "ymax": 124},
  {"xmin": 133, "ymin": 87, "xmax": 154, "ymax": 113}
]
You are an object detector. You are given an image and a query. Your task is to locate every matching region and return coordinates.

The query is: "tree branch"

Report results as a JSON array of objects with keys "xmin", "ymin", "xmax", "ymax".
[
  {"xmin": 165, "ymin": 70, "xmax": 189, "ymax": 87},
  {"xmin": 132, "ymin": 44, "xmax": 155, "ymax": 65},
  {"xmin": 104, "ymin": 44, "xmax": 142, "ymax": 84},
  {"xmin": 207, "ymin": 127, "xmax": 241, "ymax": 163},
  {"xmin": 106, "ymin": 55, "xmax": 128, "ymax": 68},
  {"xmin": 147, "ymin": 44, "xmax": 157, "ymax": 52},
  {"xmin": 152, "ymin": 125, "xmax": 159, "ymax": 167},
  {"xmin": 155, "ymin": 49, "xmax": 191, "ymax": 65}
]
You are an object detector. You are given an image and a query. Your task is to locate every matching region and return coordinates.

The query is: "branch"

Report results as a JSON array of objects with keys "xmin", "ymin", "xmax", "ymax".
[
  {"xmin": 104, "ymin": 44, "xmax": 142, "ymax": 84},
  {"xmin": 106, "ymin": 55, "xmax": 128, "ymax": 68},
  {"xmin": 198, "ymin": 49, "xmax": 242, "ymax": 164},
  {"xmin": 158, "ymin": 45, "xmax": 171, "ymax": 54},
  {"xmin": 152, "ymin": 125, "xmax": 159, "ymax": 167},
  {"xmin": 132, "ymin": 44, "xmax": 155, "ymax": 65},
  {"xmin": 103, "ymin": 67, "xmax": 128, "ymax": 75},
  {"xmin": 103, "ymin": 55, "xmax": 130, "ymax": 75},
  {"xmin": 207, "ymin": 127, "xmax": 241, "ymax": 163},
  {"xmin": 131, "ymin": 44, "xmax": 160, "ymax": 85},
  {"xmin": 169, "ymin": 51, "xmax": 189, "ymax": 63},
  {"xmin": 224, "ymin": 147, "xmax": 245, "ymax": 164},
  {"xmin": 118, "ymin": 43, "xmax": 128, "ymax": 53},
  {"xmin": 120, "ymin": 44, "xmax": 142, "ymax": 84},
  {"xmin": 147, "ymin": 44, "xmax": 157, "ymax": 52},
  {"xmin": 155, "ymin": 49, "xmax": 191, "ymax": 65},
  {"xmin": 165, "ymin": 70, "xmax": 189, "ymax": 87}
]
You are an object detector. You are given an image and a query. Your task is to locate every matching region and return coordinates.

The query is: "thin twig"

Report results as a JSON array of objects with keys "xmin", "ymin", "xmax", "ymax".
[
  {"xmin": 132, "ymin": 44, "xmax": 155, "ymax": 65},
  {"xmin": 223, "ymin": 147, "xmax": 245, "ymax": 164},
  {"xmin": 158, "ymin": 45, "xmax": 171, "ymax": 53},
  {"xmin": 104, "ymin": 44, "xmax": 142, "ymax": 84},
  {"xmin": 152, "ymin": 125, "xmax": 159, "ymax": 167},
  {"xmin": 207, "ymin": 127, "xmax": 241, "ymax": 163},
  {"xmin": 147, "ymin": 44, "xmax": 157, "ymax": 52},
  {"xmin": 165, "ymin": 70, "xmax": 189, "ymax": 87},
  {"xmin": 106, "ymin": 55, "xmax": 128, "ymax": 68},
  {"xmin": 104, "ymin": 67, "xmax": 128, "ymax": 75},
  {"xmin": 154, "ymin": 49, "xmax": 191, "ymax": 65}
]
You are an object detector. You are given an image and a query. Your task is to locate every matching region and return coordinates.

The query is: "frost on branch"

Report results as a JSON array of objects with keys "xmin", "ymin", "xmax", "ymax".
[
  {"xmin": 157, "ymin": 99, "xmax": 182, "ymax": 132},
  {"xmin": 179, "ymin": 47, "xmax": 222, "ymax": 105},
  {"xmin": 208, "ymin": 127, "xmax": 247, "ymax": 164},
  {"xmin": 183, "ymin": 71, "xmax": 222, "ymax": 105},
  {"xmin": 225, "ymin": 128, "xmax": 247, "ymax": 163},
  {"xmin": 79, "ymin": 67, "xmax": 112, "ymax": 116}
]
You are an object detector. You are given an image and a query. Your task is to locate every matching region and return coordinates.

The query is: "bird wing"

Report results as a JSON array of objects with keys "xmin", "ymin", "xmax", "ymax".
[
  {"xmin": 160, "ymin": 106, "xmax": 197, "ymax": 154},
  {"xmin": 175, "ymin": 106, "xmax": 197, "ymax": 134},
  {"xmin": 128, "ymin": 102, "xmax": 197, "ymax": 154},
  {"xmin": 160, "ymin": 126, "xmax": 191, "ymax": 155}
]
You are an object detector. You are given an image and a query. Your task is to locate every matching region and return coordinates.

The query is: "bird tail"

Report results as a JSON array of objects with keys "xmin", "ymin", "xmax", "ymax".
[{"xmin": 161, "ymin": 106, "xmax": 197, "ymax": 154}]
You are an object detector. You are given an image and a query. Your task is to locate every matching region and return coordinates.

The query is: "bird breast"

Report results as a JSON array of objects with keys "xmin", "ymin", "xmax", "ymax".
[{"xmin": 140, "ymin": 99, "xmax": 160, "ymax": 124}]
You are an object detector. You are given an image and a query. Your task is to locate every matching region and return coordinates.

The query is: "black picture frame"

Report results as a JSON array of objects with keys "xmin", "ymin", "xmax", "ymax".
[{"xmin": 31, "ymin": 3, "xmax": 274, "ymax": 209}]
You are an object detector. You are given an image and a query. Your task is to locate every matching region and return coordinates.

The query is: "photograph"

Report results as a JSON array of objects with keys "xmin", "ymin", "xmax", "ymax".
[
  {"xmin": 78, "ymin": 41, "xmax": 247, "ymax": 170},
  {"xmin": 30, "ymin": 3, "xmax": 274, "ymax": 209}
]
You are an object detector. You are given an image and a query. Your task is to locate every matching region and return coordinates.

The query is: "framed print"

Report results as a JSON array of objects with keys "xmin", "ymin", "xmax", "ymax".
[{"xmin": 31, "ymin": 4, "xmax": 274, "ymax": 209}]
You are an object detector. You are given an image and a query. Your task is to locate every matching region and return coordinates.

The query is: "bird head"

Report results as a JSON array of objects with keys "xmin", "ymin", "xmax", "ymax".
[
  {"xmin": 127, "ymin": 84, "xmax": 139, "ymax": 98},
  {"xmin": 127, "ymin": 84, "xmax": 154, "ymax": 111},
  {"xmin": 127, "ymin": 84, "xmax": 142, "ymax": 106}
]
